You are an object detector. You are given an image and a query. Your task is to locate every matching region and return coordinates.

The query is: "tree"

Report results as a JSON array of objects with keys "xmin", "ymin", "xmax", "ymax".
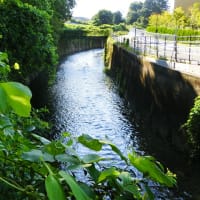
[
  {"xmin": 143, "ymin": 0, "xmax": 168, "ymax": 14},
  {"xmin": 92, "ymin": 10, "xmax": 113, "ymax": 25},
  {"xmin": 126, "ymin": 0, "xmax": 169, "ymax": 26},
  {"xmin": 0, "ymin": 1, "xmax": 57, "ymax": 82},
  {"xmin": 20, "ymin": 0, "xmax": 75, "ymax": 20},
  {"xmin": 189, "ymin": 3, "xmax": 200, "ymax": 29},
  {"xmin": 173, "ymin": 7, "xmax": 187, "ymax": 28},
  {"xmin": 0, "ymin": 0, "xmax": 75, "ymax": 83},
  {"xmin": 129, "ymin": 1, "xmax": 143, "ymax": 11},
  {"xmin": 148, "ymin": 11, "xmax": 173, "ymax": 29},
  {"xmin": 20, "ymin": 0, "xmax": 76, "ymax": 41},
  {"xmin": 126, "ymin": 2, "xmax": 143, "ymax": 24},
  {"xmin": 113, "ymin": 11, "xmax": 123, "ymax": 24}
]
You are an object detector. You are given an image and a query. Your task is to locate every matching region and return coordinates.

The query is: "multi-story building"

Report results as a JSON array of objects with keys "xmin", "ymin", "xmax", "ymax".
[{"xmin": 174, "ymin": 0, "xmax": 200, "ymax": 11}]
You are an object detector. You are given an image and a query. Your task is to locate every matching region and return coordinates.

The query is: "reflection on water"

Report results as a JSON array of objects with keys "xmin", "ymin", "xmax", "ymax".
[{"xmin": 48, "ymin": 49, "xmax": 187, "ymax": 199}]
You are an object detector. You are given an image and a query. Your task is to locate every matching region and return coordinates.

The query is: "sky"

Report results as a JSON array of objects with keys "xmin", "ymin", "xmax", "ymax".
[{"xmin": 72, "ymin": 0, "xmax": 174, "ymax": 19}]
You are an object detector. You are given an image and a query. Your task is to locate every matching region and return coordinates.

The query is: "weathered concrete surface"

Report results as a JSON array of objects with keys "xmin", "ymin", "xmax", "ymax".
[
  {"xmin": 58, "ymin": 36, "xmax": 107, "ymax": 58},
  {"xmin": 146, "ymin": 56, "xmax": 200, "ymax": 78}
]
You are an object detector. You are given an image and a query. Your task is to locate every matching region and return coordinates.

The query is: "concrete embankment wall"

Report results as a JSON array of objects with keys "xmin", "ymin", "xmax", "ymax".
[
  {"xmin": 58, "ymin": 36, "xmax": 107, "ymax": 57},
  {"xmin": 107, "ymin": 43, "xmax": 200, "ymax": 155}
]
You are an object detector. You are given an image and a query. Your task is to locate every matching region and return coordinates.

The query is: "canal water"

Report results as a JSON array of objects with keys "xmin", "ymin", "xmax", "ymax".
[{"xmin": 48, "ymin": 49, "xmax": 189, "ymax": 199}]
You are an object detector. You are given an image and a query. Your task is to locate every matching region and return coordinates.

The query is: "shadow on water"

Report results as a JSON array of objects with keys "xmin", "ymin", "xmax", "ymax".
[{"xmin": 109, "ymin": 45, "xmax": 200, "ymax": 199}]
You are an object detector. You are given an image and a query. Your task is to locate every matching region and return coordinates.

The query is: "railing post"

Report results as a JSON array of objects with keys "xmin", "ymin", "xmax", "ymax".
[
  {"xmin": 144, "ymin": 36, "xmax": 146, "ymax": 56},
  {"xmin": 164, "ymin": 36, "xmax": 167, "ymax": 58},
  {"xmin": 149, "ymin": 36, "xmax": 152, "ymax": 55},
  {"xmin": 174, "ymin": 35, "xmax": 177, "ymax": 62},
  {"xmin": 189, "ymin": 35, "xmax": 191, "ymax": 64},
  {"xmin": 134, "ymin": 36, "xmax": 136, "ymax": 51},
  {"xmin": 156, "ymin": 33, "xmax": 159, "ymax": 58}
]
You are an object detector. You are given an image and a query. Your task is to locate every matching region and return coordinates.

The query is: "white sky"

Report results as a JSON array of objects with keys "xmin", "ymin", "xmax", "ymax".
[{"xmin": 72, "ymin": 0, "xmax": 174, "ymax": 19}]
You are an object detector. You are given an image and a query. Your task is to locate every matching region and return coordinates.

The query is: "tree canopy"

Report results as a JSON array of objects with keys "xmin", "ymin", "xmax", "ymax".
[
  {"xmin": 92, "ymin": 10, "xmax": 123, "ymax": 25},
  {"xmin": 126, "ymin": 0, "xmax": 169, "ymax": 26},
  {"xmin": 147, "ymin": 3, "xmax": 200, "ymax": 32},
  {"xmin": 92, "ymin": 9, "xmax": 114, "ymax": 25},
  {"xmin": 0, "ymin": 0, "xmax": 75, "ymax": 83}
]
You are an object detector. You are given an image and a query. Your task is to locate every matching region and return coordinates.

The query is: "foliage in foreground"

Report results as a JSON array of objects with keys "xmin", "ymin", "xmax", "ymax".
[
  {"xmin": 0, "ymin": 87, "xmax": 177, "ymax": 200},
  {"xmin": 0, "ymin": 54, "xmax": 176, "ymax": 199},
  {"xmin": 184, "ymin": 96, "xmax": 200, "ymax": 158}
]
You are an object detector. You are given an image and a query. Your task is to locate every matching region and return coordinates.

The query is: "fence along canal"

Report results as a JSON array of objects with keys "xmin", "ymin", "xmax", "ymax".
[{"xmin": 115, "ymin": 29, "xmax": 200, "ymax": 66}]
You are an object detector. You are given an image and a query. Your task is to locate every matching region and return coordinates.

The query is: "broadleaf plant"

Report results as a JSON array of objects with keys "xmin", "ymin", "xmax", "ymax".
[{"xmin": 0, "ymin": 82, "xmax": 32, "ymax": 117}]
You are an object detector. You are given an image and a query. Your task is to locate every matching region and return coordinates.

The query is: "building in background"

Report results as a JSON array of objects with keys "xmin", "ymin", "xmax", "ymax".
[{"xmin": 174, "ymin": 0, "xmax": 200, "ymax": 11}]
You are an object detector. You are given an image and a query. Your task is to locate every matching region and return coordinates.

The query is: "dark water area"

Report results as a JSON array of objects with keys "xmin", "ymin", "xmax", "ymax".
[{"xmin": 47, "ymin": 49, "xmax": 192, "ymax": 199}]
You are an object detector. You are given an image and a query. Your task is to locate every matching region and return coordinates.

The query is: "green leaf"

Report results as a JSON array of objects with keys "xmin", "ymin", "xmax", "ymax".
[
  {"xmin": 143, "ymin": 185, "xmax": 154, "ymax": 200},
  {"xmin": 87, "ymin": 164, "xmax": 100, "ymax": 183},
  {"xmin": 56, "ymin": 154, "xmax": 85, "ymax": 170},
  {"xmin": 78, "ymin": 134, "xmax": 103, "ymax": 151},
  {"xmin": 82, "ymin": 154, "xmax": 105, "ymax": 164},
  {"xmin": 100, "ymin": 140, "xmax": 128, "ymax": 163},
  {"xmin": 44, "ymin": 141, "xmax": 66, "ymax": 156},
  {"xmin": 45, "ymin": 174, "xmax": 65, "ymax": 200},
  {"xmin": 32, "ymin": 133, "xmax": 51, "ymax": 145},
  {"xmin": 0, "ymin": 52, "xmax": 8, "ymax": 63},
  {"xmin": 98, "ymin": 167, "xmax": 120, "ymax": 182},
  {"xmin": 118, "ymin": 172, "xmax": 142, "ymax": 199},
  {"xmin": 56, "ymin": 154, "xmax": 81, "ymax": 164},
  {"xmin": 79, "ymin": 183, "xmax": 97, "ymax": 200},
  {"xmin": 22, "ymin": 149, "xmax": 54, "ymax": 162},
  {"xmin": 0, "ymin": 87, "xmax": 8, "ymax": 113},
  {"xmin": 128, "ymin": 152, "xmax": 176, "ymax": 187},
  {"xmin": 0, "ymin": 115, "xmax": 12, "ymax": 129},
  {"xmin": 0, "ymin": 82, "xmax": 32, "ymax": 117},
  {"xmin": 59, "ymin": 171, "xmax": 92, "ymax": 200}
]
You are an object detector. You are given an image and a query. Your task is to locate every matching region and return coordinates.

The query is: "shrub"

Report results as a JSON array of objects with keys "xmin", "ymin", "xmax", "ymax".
[
  {"xmin": 184, "ymin": 96, "xmax": 200, "ymax": 158},
  {"xmin": 0, "ymin": 1, "xmax": 58, "ymax": 83}
]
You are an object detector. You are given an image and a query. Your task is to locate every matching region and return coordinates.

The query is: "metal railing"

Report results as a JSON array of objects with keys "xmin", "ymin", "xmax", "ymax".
[{"xmin": 114, "ymin": 30, "xmax": 200, "ymax": 65}]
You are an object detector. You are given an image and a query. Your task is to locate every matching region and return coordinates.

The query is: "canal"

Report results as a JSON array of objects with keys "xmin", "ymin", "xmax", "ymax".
[{"xmin": 48, "ymin": 49, "xmax": 189, "ymax": 199}]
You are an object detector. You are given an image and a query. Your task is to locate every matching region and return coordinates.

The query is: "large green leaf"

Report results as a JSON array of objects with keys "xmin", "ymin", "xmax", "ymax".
[
  {"xmin": 128, "ymin": 152, "xmax": 176, "ymax": 187},
  {"xmin": 32, "ymin": 133, "xmax": 51, "ymax": 145},
  {"xmin": 59, "ymin": 171, "xmax": 92, "ymax": 200},
  {"xmin": 78, "ymin": 134, "xmax": 103, "ymax": 151},
  {"xmin": 100, "ymin": 140, "xmax": 128, "ymax": 163},
  {"xmin": 55, "ymin": 154, "xmax": 83, "ymax": 170},
  {"xmin": 98, "ymin": 167, "xmax": 120, "ymax": 182},
  {"xmin": 22, "ymin": 149, "xmax": 54, "ymax": 162},
  {"xmin": 44, "ymin": 141, "xmax": 66, "ymax": 156},
  {"xmin": 81, "ymin": 154, "xmax": 105, "ymax": 164},
  {"xmin": 0, "ymin": 82, "xmax": 32, "ymax": 117},
  {"xmin": 45, "ymin": 174, "xmax": 65, "ymax": 200},
  {"xmin": 78, "ymin": 134, "xmax": 127, "ymax": 163}
]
